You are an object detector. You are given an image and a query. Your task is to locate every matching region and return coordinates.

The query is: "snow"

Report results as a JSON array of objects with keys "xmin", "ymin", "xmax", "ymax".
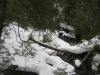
[
  {"xmin": 92, "ymin": 53, "xmax": 100, "ymax": 71},
  {"xmin": 1, "ymin": 22, "xmax": 75, "ymax": 75},
  {"xmin": 51, "ymin": 35, "xmax": 90, "ymax": 54},
  {"xmin": 75, "ymin": 59, "xmax": 81, "ymax": 67},
  {"xmin": 60, "ymin": 23, "xmax": 75, "ymax": 31},
  {"xmin": 1, "ymin": 22, "xmax": 32, "ymax": 54},
  {"xmin": 59, "ymin": 31, "xmax": 75, "ymax": 38},
  {"xmin": 93, "ymin": 54, "xmax": 100, "ymax": 63},
  {"xmin": 92, "ymin": 62, "xmax": 99, "ymax": 71},
  {"xmin": 1, "ymin": 22, "xmax": 100, "ymax": 75},
  {"xmin": 12, "ymin": 51, "xmax": 75, "ymax": 75}
]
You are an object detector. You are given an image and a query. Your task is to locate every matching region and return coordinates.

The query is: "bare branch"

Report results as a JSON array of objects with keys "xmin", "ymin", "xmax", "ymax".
[{"xmin": 29, "ymin": 36, "xmax": 73, "ymax": 54}]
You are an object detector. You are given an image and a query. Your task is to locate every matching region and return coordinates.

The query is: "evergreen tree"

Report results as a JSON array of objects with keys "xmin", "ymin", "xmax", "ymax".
[
  {"xmin": 0, "ymin": 0, "xmax": 7, "ymax": 38},
  {"xmin": 3, "ymin": 0, "xmax": 100, "ymax": 39},
  {"xmin": 63, "ymin": 0, "xmax": 99, "ymax": 39},
  {"xmin": 7, "ymin": 0, "xmax": 59, "ymax": 31}
]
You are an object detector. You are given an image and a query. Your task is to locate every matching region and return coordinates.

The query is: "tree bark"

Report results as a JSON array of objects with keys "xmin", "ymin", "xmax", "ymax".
[{"xmin": 0, "ymin": 0, "xmax": 7, "ymax": 38}]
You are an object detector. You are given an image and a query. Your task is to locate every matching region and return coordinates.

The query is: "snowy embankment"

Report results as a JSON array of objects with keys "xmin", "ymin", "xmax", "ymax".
[
  {"xmin": 1, "ymin": 22, "xmax": 75, "ymax": 75},
  {"xmin": 1, "ymin": 22, "xmax": 100, "ymax": 75}
]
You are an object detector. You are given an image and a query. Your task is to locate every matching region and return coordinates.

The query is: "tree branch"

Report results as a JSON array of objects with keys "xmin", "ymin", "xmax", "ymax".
[{"xmin": 29, "ymin": 36, "xmax": 75, "ymax": 54}]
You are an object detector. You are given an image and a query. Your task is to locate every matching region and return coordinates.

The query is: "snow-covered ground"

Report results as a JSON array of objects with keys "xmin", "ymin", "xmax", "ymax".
[{"xmin": 1, "ymin": 22, "xmax": 100, "ymax": 75}]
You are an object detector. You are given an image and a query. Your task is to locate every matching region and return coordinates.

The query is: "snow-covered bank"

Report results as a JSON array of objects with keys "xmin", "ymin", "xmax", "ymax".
[
  {"xmin": 2, "ymin": 22, "xmax": 100, "ymax": 54},
  {"xmin": 12, "ymin": 51, "xmax": 75, "ymax": 75},
  {"xmin": 1, "ymin": 22, "xmax": 100, "ymax": 75},
  {"xmin": 1, "ymin": 23, "xmax": 75, "ymax": 75}
]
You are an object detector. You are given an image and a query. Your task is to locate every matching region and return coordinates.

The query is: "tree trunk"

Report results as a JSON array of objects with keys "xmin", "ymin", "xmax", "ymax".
[{"xmin": 0, "ymin": 0, "xmax": 7, "ymax": 38}]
